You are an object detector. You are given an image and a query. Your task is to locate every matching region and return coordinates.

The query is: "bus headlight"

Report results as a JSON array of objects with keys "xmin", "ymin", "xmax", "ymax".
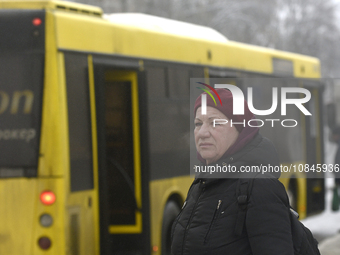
[{"xmin": 39, "ymin": 213, "xmax": 53, "ymax": 227}]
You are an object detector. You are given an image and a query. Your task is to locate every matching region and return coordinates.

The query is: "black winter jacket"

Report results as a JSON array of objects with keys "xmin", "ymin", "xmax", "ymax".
[{"xmin": 171, "ymin": 134, "xmax": 294, "ymax": 255}]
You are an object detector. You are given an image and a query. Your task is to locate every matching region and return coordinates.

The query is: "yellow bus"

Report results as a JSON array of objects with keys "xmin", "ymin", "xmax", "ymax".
[{"xmin": 0, "ymin": 1, "xmax": 324, "ymax": 254}]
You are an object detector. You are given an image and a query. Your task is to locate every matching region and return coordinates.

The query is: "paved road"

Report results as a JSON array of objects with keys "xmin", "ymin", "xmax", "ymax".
[{"xmin": 319, "ymin": 233, "xmax": 340, "ymax": 255}]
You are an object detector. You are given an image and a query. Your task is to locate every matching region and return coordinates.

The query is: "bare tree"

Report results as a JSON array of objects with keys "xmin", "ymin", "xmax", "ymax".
[{"xmin": 275, "ymin": 0, "xmax": 340, "ymax": 76}]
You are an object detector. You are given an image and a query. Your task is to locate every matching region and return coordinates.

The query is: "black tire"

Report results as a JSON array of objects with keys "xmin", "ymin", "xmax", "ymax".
[{"xmin": 161, "ymin": 201, "xmax": 180, "ymax": 255}]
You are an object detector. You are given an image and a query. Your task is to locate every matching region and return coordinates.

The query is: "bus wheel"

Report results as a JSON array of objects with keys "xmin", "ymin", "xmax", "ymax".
[
  {"xmin": 161, "ymin": 201, "xmax": 180, "ymax": 255},
  {"xmin": 287, "ymin": 179, "xmax": 298, "ymax": 210}
]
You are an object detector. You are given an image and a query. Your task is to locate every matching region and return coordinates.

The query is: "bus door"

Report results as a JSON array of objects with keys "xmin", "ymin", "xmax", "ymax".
[
  {"xmin": 302, "ymin": 81, "xmax": 325, "ymax": 214},
  {"xmin": 94, "ymin": 67, "xmax": 146, "ymax": 255}
]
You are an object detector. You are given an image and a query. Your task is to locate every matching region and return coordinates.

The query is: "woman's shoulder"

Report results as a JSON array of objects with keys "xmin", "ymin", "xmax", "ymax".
[
  {"xmin": 249, "ymin": 177, "xmax": 290, "ymax": 207},
  {"xmin": 235, "ymin": 134, "xmax": 280, "ymax": 168}
]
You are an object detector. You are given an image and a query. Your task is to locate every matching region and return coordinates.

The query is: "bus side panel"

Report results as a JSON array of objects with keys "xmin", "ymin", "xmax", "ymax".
[
  {"xmin": 0, "ymin": 178, "xmax": 65, "ymax": 255},
  {"xmin": 0, "ymin": 179, "xmax": 37, "ymax": 254}
]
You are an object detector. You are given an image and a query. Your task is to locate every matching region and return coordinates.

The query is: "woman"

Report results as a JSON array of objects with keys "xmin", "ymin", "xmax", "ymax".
[{"xmin": 171, "ymin": 88, "xmax": 294, "ymax": 254}]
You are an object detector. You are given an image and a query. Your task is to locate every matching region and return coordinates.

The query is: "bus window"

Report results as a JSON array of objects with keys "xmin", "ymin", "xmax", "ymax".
[
  {"xmin": 146, "ymin": 65, "xmax": 190, "ymax": 180},
  {"xmin": 65, "ymin": 53, "xmax": 94, "ymax": 191},
  {"xmin": 0, "ymin": 9, "xmax": 45, "ymax": 178},
  {"xmin": 146, "ymin": 66, "xmax": 166, "ymax": 99},
  {"xmin": 0, "ymin": 52, "xmax": 44, "ymax": 177},
  {"xmin": 168, "ymin": 67, "xmax": 190, "ymax": 98},
  {"xmin": 105, "ymin": 80, "xmax": 136, "ymax": 226}
]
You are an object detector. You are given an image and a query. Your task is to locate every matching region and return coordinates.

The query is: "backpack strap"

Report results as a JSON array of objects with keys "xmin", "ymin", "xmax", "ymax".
[{"xmin": 234, "ymin": 178, "xmax": 255, "ymax": 236}]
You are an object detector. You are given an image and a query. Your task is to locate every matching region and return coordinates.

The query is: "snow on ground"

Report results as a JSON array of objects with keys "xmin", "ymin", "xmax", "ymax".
[{"xmin": 301, "ymin": 178, "xmax": 340, "ymax": 242}]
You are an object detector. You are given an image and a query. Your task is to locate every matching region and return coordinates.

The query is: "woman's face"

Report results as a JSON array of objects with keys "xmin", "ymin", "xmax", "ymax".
[{"xmin": 194, "ymin": 106, "xmax": 239, "ymax": 164}]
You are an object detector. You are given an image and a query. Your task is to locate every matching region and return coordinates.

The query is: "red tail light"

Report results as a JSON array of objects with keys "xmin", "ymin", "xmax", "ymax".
[
  {"xmin": 38, "ymin": 236, "xmax": 51, "ymax": 250},
  {"xmin": 40, "ymin": 191, "xmax": 56, "ymax": 205},
  {"xmin": 32, "ymin": 18, "xmax": 42, "ymax": 26}
]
